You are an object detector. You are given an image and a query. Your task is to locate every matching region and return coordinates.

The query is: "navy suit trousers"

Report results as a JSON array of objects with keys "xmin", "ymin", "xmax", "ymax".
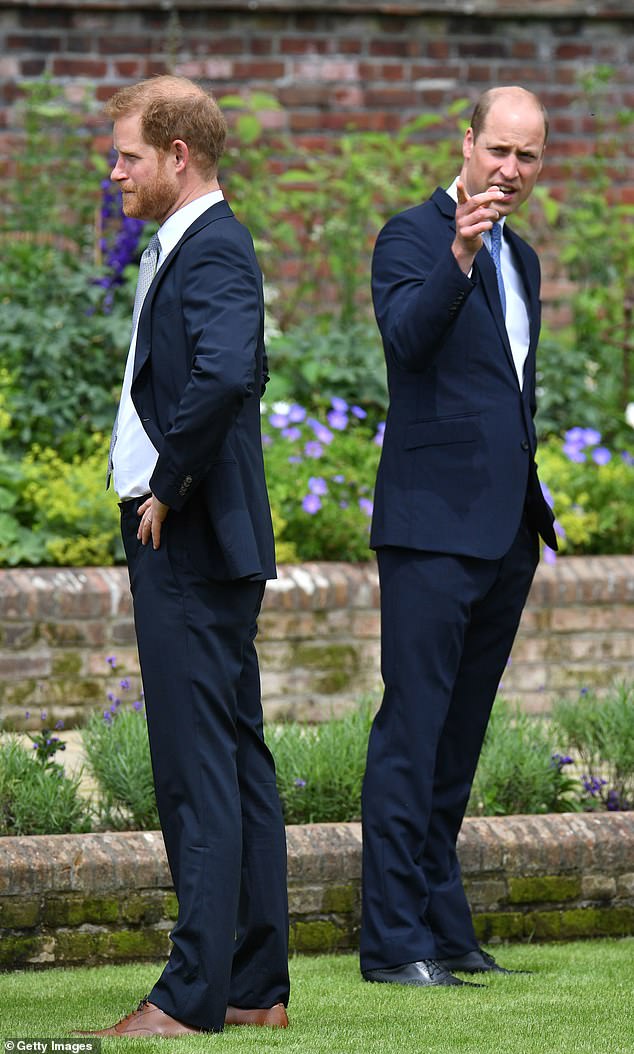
[
  {"xmin": 120, "ymin": 497, "xmax": 289, "ymax": 1031},
  {"xmin": 360, "ymin": 516, "xmax": 539, "ymax": 970}
]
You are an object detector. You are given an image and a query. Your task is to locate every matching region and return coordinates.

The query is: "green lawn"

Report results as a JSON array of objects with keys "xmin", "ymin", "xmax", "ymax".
[{"xmin": 0, "ymin": 941, "xmax": 632, "ymax": 1053}]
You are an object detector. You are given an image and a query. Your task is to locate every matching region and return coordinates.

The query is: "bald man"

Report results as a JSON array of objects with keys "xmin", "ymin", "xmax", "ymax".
[{"xmin": 361, "ymin": 87, "xmax": 557, "ymax": 988}]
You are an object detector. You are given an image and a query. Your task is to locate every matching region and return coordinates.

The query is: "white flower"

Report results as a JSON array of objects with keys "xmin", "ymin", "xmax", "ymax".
[
  {"xmin": 272, "ymin": 401, "xmax": 291, "ymax": 416},
  {"xmin": 625, "ymin": 403, "xmax": 634, "ymax": 430}
]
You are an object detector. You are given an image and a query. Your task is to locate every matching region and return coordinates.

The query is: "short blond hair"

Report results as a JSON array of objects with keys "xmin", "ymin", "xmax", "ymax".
[{"xmin": 104, "ymin": 75, "xmax": 227, "ymax": 179}]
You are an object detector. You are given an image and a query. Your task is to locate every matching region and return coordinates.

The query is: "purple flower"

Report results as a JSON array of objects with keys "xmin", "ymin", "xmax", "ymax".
[
  {"xmin": 331, "ymin": 396, "xmax": 348, "ymax": 413},
  {"xmin": 40, "ymin": 711, "xmax": 47, "ymax": 721},
  {"xmin": 288, "ymin": 404, "xmax": 306, "ymax": 424},
  {"xmin": 307, "ymin": 418, "xmax": 334, "ymax": 445},
  {"xmin": 339, "ymin": 500, "xmax": 349, "ymax": 509},
  {"xmin": 359, "ymin": 498, "xmax": 373, "ymax": 517},
  {"xmin": 332, "ymin": 474, "xmax": 345, "ymax": 484},
  {"xmin": 621, "ymin": 450, "xmax": 634, "ymax": 466},
  {"xmin": 269, "ymin": 413, "xmax": 289, "ymax": 429},
  {"xmin": 581, "ymin": 427, "xmax": 601, "ymax": 446},
  {"xmin": 543, "ymin": 546, "xmax": 557, "ymax": 565},
  {"xmin": 24, "ymin": 711, "xmax": 30, "ymax": 719},
  {"xmin": 554, "ymin": 520, "xmax": 566, "ymax": 539},
  {"xmin": 592, "ymin": 446, "xmax": 611, "ymax": 465},
  {"xmin": 327, "ymin": 410, "xmax": 348, "ymax": 431},
  {"xmin": 302, "ymin": 493, "xmax": 322, "ymax": 515},
  {"xmin": 106, "ymin": 655, "xmax": 117, "ymax": 668},
  {"xmin": 288, "ymin": 455, "xmax": 303, "ymax": 464},
  {"xmin": 580, "ymin": 686, "xmax": 589, "ymax": 696},
  {"xmin": 55, "ymin": 720, "xmax": 64, "ymax": 730},
  {"xmin": 262, "ymin": 434, "xmax": 272, "ymax": 446},
  {"xmin": 294, "ymin": 778, "xmax": 307, "ymax": 788},
  {"xmin": 119, "ymin": 678, "xmax": 130, "ymax": 690},
  {"xmin": 351, "ymin": 405, "xmax": 367, "ymax": 419},
  {"xmin": 308, "ymin": 476, "xmax": 328, "ymax": 496},
  {"xmin": 133, "ymin": 700, "xmax": 143, "ymax": 711},
  {"xmin": 282, "ymin": 426, "xmax": 302, "ymax": 441},
  {"xmin": 374, "ymin": 422, "xmax": 385, "ymax": 447},
  {"xmin": 562, "ymin": 443, "xmax": 586, "ymax": 463},
  {"xmin": 103, "ymin": 710, "xmax": 112, "ymax": 724},
  {"xmin": 564, "ymin": 427, "xmax": 586, "ymax": 445},
  {"xmin": 304, "ymin": 441, "xmax": 323, "ymax": 459}
]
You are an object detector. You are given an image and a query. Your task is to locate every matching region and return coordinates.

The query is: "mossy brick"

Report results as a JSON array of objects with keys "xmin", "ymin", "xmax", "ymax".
[
  {"xmin": 98, "ymin": 927, "xmax": 170, "ymax": 961},
  {"xmin": 163, "ymin": 892, "xmax": 179, "ymax": 919},
  {"xmin": 0, "ymin": 934, "xmax": 44, "ymax": 968},
  {"xmin": 560, "ymin": 906, "xmax": 634, "ymax": 939},
  {"xmin": 48, "ymin": 928, "xmax": 100, "ymax": 963},
  {"xmin": 42, "ymin": 894, "xmax": 119, "ymax": 927},
  {"xmin": 508, "ymin": 875, "xmax": 581, "ymax": 904},
  {"xmin": 293, "ymin": 643, "xmax": 360, "ymax": 694},
  {"xmin": 51, "ymin": 651, "xmax": 83, "ymax": 676},
  {"xmin": 119, "ymin": 892, "xmax": 166, "ymax": 924},
  {"xmin": 0, "ymin": 896, "xmax": 41, "ymax": 929},
  {"xmin": 526, "ymin": 910, "xmax": 563, "ymax": 940},
  {"xmin": 289, "ymin": 919, "xmax": 343, "ymax": 953},
  {"xmin": 473, "ymin": 911, "xmax": 527, "ymax": 941},
  {"xmin": 322, "ymin": 884, "xmax": 356, "ymax": 913}
]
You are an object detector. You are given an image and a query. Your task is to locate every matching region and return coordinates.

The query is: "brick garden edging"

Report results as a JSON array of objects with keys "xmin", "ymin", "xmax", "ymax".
[
  {"xmin": 1, "ymin": 557, "xmax": 634, "ymax": 728},
  {"xmin": 0, "ymin": 814, "xmax": 632, "ymax": 968}
]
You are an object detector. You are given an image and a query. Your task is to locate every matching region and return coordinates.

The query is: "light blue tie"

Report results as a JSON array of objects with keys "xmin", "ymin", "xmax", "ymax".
[
  {"xmin": 489, "ymin": 222, "xmax": 506, "ymax": 317},
  {"xmin": 106, "ymin": 233, "xmax": 161, "ymax": 488}
]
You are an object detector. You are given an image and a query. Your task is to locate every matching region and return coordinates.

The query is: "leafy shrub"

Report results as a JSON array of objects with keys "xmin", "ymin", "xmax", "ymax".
[
  {"xmin": 539, "ymin": 429, "xmax": 634, "ymax": 557},
  {"xmin": 263, "ymin": 397, "xmax": 381, "ymax": 562},
  {"xmin": 553, "ymin": 683, "xmax": 634, "ymax": 811},
  {"xmin": 0, "ymin": 736, "xmax": 91, "ymax": 836},
  {"xmin": 466, "ymin": 700, "xmax": 579, "ymax": 817},
  {"xmin": 0, "ymin": 435, "xmax": 122, "ymax": 567},
  {"xmin": 82, "ymin": 702, "xmax": 159, "ymax": 832},
  {"xmin": 267, "ymin": 699, "xmax": 375, "ymax": 824}
]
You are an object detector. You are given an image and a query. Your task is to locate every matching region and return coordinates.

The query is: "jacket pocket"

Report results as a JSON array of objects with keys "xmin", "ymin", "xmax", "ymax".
[{"xmin": 404, "ymin": 414, "xmax": 480, "ymax": 450}]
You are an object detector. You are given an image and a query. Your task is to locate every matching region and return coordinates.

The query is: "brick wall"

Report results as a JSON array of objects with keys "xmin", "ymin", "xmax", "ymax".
[
  {"xmin": 1, "ymin": 0, "xmax": 632, "ymax": 204},
  {"xmin": 0, "ymin": 814, "xmax": 632, "ymax": 968},
  {"xmin": 1, "ymin": 557, "xmax": 633, "ymax": 730}
]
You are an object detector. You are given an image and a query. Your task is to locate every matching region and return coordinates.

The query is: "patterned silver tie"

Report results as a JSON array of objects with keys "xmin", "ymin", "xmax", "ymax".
[
  {"xmin": 106, "ymin": 233, "xmax": 161, "ymax": 488},
  {"xmin": 489, "ymin": 221, "xmax": 506, "ymax": 317}
]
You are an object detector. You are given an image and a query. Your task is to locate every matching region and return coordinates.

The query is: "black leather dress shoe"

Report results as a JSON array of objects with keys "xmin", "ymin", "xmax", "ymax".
[
  {"xmin": 436, "ymin": 948, "xmax": 530, "ymax": 974},
  {"xmin": 362, "ymin": 959, "xmax": 482, "ymax": 987}
]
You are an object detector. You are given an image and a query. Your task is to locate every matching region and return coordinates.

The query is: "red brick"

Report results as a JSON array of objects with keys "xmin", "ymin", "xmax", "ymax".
[
  {"xmin": 555, "ymin": 43, "xmax": 594, "ymax": 59},
  {"xmin": 52, "ymin": 58, "xmax": 108, "ymax": 77},
  {"xmin": 98, "ymin": 35, "xmax": 153, "ymax": 55},
  {"xmin": 369, "ymin": 39, "xmax": 421, "ymax": 58},
  {"xmin": 7, "ymin": 33, "xmax": 62, "ymax": 51},
  {"xmin": 233, "ymin": 61, "xmax": 285, "ymax": 80},
  {"xmin": 20, "ymin": 58, "xmax": 47, "ymax": 76},
  {"xmin": 280, "ymin": 36, "xmax": 329, "ymax": 55}
]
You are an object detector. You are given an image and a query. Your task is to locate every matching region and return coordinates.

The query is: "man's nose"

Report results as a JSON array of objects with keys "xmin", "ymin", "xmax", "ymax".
[
  {"xmin": 110, "ymin": 157, "xmax": 124, "ymax": 181},
  {"xmin": 500, "ymin": 155, "xmax": 519, "ymax": 181}
]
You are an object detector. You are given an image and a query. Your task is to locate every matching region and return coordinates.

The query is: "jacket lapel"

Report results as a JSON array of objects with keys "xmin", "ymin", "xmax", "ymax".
[{"xmin": 133, "ymin": 200, "xmax": 234, "ymax": 382}]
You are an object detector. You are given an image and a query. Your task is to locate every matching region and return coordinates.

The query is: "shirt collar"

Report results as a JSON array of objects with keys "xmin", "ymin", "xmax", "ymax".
[{"xmin": 156, "ymin": 189, "xmax": 225, "ymax": 260}]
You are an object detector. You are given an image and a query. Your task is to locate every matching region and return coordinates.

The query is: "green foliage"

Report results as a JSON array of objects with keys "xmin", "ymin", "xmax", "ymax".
[
  {"xmin": 535, "ymin": 69, "xmax": 634, "ymax": 446},
  {"xmin": 553, "ymin": 682, "xmax": 634, "ymax": 811},
  {"xmin": 262, "ymin": 399, "xmax": 381, "ymax": 562},
  {"xmin": 467, "ymin": 700, "xmax": 579, "ymax": 817},
  {"xmin": 538, "ymin": 434, "xmax": 634, "ymax": 556},
  {"xmin": 0, "ymin": 80, "xmax": 135, "ymax": 460},
  {"xmin": 220, "ymin": 94, "xmax": 468, "ymax": 330},
  {"xmin": 265, "ymin": 319, "xmax": 387, "ymax": 415},
  {"xmin": 82, "ymin": 706, "xmax": 160, "ymax": 832},
  {"xmin": 267, "ymin": 699, "xmax": 375, "ymax": 824},
  {"xmin": 0, "ymin": 435, "xmax": 122, "ymax": 567},
  {"xmin": 0, "ymin": 736, "xmax": 91, "ymax": 836}
]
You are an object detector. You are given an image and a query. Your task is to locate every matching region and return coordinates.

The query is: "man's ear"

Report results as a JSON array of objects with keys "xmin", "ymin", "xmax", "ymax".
[
  {"xmin": 462, "ymin": 127, "xmax": 474, "ymax": 162},
  {"xmin": 172, "ymin": 139, "xmax": 189, "ymax": 172}
]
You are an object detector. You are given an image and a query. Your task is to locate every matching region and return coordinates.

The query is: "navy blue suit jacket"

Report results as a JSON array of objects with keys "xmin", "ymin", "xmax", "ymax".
[
  {"xmin": 370, "ymin": 187, "xmax": 556, "ymax": 559},
  {"xmin": 131, "ymin": 200, "xmax": 276, "ymax": 581}
]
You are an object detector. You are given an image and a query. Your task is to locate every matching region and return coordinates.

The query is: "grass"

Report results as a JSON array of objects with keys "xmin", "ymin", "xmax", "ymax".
[{"xmin": 0, "ymin": 940, "xmax": 632, "ymax": 1053}]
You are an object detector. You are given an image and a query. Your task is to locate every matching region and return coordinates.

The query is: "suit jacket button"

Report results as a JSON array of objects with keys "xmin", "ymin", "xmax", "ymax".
[{"xmin": 521, "ymin": 440, "xmax": 529, "ymax": 451}]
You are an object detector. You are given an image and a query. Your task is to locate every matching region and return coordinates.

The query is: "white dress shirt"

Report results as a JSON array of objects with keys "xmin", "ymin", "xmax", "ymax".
[
  {"xmin": 446, "ymin": 177, "xmax": 530, "ymax": 390},
  {"xmin": 113, "ymin": 189, "xmax": 224, "ymax": 499}
]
